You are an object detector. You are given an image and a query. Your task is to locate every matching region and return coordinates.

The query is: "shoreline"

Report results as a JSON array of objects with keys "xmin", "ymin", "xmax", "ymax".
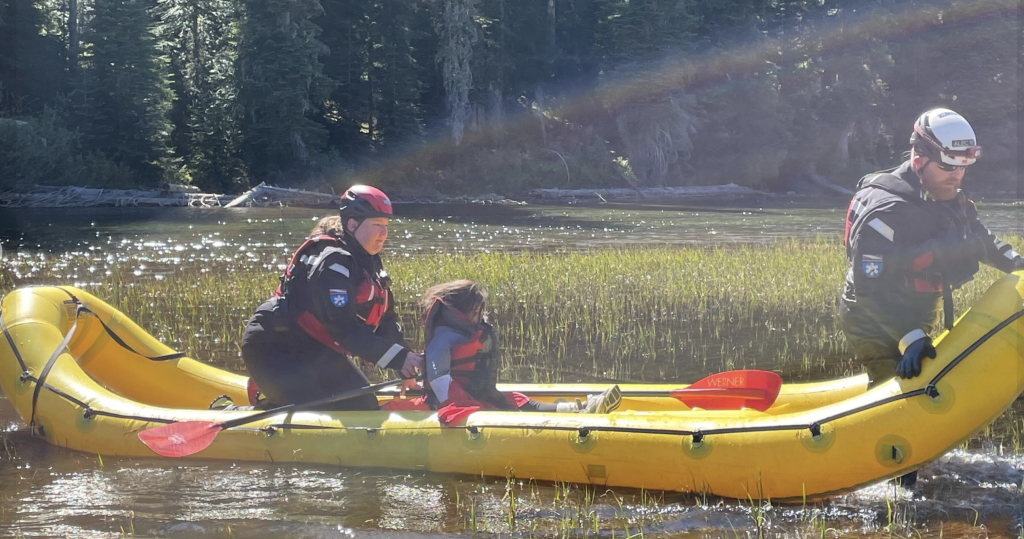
[{"xmin": 2, "ymin": 182, "xmax": 1019, "ymax": 210}]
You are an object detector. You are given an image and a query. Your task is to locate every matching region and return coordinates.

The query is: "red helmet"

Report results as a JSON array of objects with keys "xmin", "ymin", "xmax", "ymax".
[{"xmin": 339, "ymin": 185, "xmax": 393, "ymax": 221}]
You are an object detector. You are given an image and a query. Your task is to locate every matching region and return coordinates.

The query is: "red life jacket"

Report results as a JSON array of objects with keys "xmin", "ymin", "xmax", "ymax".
[
  {"xmin": 449, "ymin": 329, "xmax": 486, "ymax": 384},
  {"xmin": 274, "ymin": 235, "xmax": 390, "ymax": 353},
  {"xmin": 422, "ymin": 299, "xmax": 498, "ymax": 396}
]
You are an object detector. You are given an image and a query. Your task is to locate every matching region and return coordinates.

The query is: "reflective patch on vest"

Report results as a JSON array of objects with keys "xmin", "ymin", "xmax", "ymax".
[
  {"xmin": 850, "ymin": 200, "xmax": 867, "ymax": 220},
  {"xmin": 861, "ymin": 254, "xmax": 883, "ymax": 278},
  {"xmin": 867, "ymin": 218, "xmax": 894, "ymax": 242},
  {"xmin": 329, "ymin": 289, "xmax": 348, "ymax": 307},
  {"xmin": 1004, "ymin": 249, "xmax": 1019, "ymax": 261},
  {"xmin": 328, "ymin": 263, "xmax": 350, "ymax": 277}
]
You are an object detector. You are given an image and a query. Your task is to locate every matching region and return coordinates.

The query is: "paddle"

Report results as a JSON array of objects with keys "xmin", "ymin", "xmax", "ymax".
[
  {"xmin": 138, "ymin": 377, "xmax": 407, "ymax": 458},
  {"xmin": 525, "ymin": 370, "xmax": 782, "ymax": 411},
  {"xmin": 667, "ymin": 369, "xmax": 782, "ymax": 411},
  {"xmin": 382, "ymin": 369, "xmax": 784, "ymax": 411}
]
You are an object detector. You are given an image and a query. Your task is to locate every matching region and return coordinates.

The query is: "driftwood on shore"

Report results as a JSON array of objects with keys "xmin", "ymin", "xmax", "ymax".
[
  {"xmin": 527, "ymin": 183, "xmax": 765, "ymax": 202},
  {"xmin": 0, "ymin": 182, "xmax": 346, "ymax": 209},
  {"xmin": 0, "ymin": 185, "xmax": 232, "ymax": 208},
  {"xmin": 223, "ymin": 182, "xmax": 342, "ymax": 208}
]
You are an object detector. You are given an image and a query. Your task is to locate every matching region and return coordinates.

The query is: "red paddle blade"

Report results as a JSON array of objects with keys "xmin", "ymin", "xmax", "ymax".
[
  {"xmin": 670, "ymin": 370, "xmax": 783, "ymax": 411},
  {"xmin": 138, "ymin": 421, "xmax": 223, "ymax": 457}
]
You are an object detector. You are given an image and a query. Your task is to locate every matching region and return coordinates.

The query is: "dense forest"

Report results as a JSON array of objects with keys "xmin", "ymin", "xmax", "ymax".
[{"xmin": 0, "ymin": 0, "xmax": 1019, "ymax": 195}]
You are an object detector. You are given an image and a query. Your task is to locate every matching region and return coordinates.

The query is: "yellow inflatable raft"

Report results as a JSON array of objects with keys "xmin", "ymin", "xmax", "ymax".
[{"xmin": 1, "ymin": 274, "xmax": 1021, "ymax": 499}]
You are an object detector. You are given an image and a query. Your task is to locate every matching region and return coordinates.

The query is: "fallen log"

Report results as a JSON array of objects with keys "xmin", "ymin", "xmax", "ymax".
[{"xmin": 224, "ymin": 182, "xmax": 342, "ymax": 208}]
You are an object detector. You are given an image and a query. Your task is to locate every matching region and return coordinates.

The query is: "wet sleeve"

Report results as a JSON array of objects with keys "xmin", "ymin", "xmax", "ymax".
[
  {"xmin": 425, "ymin": 328, "xmax": 466, "ymax": 402},
  {"xmin": 425, "ymin": 329, "xmax": 462, "ymax": 380},
  {"xmin": 307, "ymin": 251, "xmax": 408, "ymax": 370}
]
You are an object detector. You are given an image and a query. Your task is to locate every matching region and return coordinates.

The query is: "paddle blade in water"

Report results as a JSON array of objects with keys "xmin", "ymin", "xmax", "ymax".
[
  {"xmin": 670, "ymin": 370, "xmax": 783, "ymax": 411},
  {"xmin": 138, "ymin": 421, "xmax": 223, "ymax": 457}
]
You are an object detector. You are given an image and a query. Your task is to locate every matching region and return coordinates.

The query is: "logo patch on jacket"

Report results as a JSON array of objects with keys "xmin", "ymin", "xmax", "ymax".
[
  {"xmin": 861, "ymin": 254, "xmax": 883, "ymax": 277},
  {"xmin": 329, "ymin": 289, "xmax": 348, "ymax": 307}
]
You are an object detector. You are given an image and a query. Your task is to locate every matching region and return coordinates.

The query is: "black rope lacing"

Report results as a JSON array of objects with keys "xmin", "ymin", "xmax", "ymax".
[
  {"xmin": 1, "ymin": 288, "xmax": 1021, "ymax": 443},
  {"xmin": 1, "ymin": 288, "xmax": 186, "ymax": 434},
  {"xmin": 255, "ymin": 303, "xmax": 1024, "ymax": 443}
]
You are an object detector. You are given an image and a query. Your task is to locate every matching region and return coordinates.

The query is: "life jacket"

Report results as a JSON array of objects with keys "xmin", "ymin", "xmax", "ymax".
[
  {"xmin": 843, "ymin": 170, "xmax": 978, "ymax": 295},
  {"xmin": 273, "ymin": 234, "xmax": 391, "ymax": 353},
  {"xmin": 422, "ymin": 300, "xmax": 499, "ymax": 402},
  {"xmin": 843, "ymin": 165, "xmax": 984, "ymax": 330}
]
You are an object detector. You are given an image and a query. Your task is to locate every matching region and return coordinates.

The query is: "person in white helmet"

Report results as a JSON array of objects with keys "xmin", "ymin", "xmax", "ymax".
[{"xmin": 840, "ymin": 108, "xmax": 1024, "ymax": 388}]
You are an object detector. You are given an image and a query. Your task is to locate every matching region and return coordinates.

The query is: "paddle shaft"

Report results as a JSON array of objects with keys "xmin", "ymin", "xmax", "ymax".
[
  {"xmin": 220, "ymin": 378, "xmax": 404, "ymax": 429},
  {"xmin": 380, "ymin": 386, "xmax": 767, "ymax": 399}
]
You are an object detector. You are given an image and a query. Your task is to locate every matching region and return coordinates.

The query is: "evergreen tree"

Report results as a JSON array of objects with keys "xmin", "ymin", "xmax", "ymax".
[
  {"xmin": 435, "ymin": 0, "xmax": 478, "ymax": 145},
  {"xmin": 318, "ymin": 0, "xmax": 374, "ymax": 157},
  {"xmin": 70, "ymin": 0, "xmax": 175, "ymax": 183},
  {"xmin": 237, "ymin": 0, "xmax": 334, "ymax": 180},
  {"xmin": 361, "ymin": 0, "xmax": 425, "ymax": 148},
  {"xmin": 159, "ymin": 0, "xmax": 247, "ymax": 191},
  {"xmin": 0, "ymin": 0, "xmax": 68, "ymax": 113}
]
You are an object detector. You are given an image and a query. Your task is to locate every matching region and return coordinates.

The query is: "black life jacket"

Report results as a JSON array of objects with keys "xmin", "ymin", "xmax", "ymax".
[
  {"xmin": 844, "ymin": 170, "xmax": 979, "ymax": 294},
  {"xmin": 273, "ymin": 234, "xmax": 391, "ymax": 353},
  {"xmin": 843, "ymin": 167, "xmax": 983, "ymax": 329}
]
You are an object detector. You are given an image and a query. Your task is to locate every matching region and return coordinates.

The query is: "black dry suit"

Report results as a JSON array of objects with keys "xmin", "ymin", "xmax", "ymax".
[
  {"xmin": 240, "ymin": 232, "xmax": 408, "ymax": 410},
  {"xmin": 840, "ymin": 161, "xmax": 1022, "ymax": 379}
]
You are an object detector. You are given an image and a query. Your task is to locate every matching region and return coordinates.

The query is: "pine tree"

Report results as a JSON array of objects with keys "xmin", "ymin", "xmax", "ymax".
[
  {"xmin": 365, "ymin": 0, "xmax": 425, "ymax": 148},
  {"xmin": 71, "ymin": 0, "xmax": 175, "ymax": 183},
  {"xmin": 237, "ymin": 0, "xmax": 334, "ymax": 179},
  {"xmin": 159, "ymin": 0, "xmax": 247, "ymax": 190},
  {"xmin": 435, "ymin": 0, "xmax": 477, "ymax": 145},
  {"xmin": 0, "ymin": 0, "xmax": 68, "ymax": 113}
]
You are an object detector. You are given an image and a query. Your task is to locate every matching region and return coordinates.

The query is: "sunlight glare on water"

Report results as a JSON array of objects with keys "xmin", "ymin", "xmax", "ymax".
[{"xmin": 0, "ymin": 202, "xmax": 1022, "ymax": 538}]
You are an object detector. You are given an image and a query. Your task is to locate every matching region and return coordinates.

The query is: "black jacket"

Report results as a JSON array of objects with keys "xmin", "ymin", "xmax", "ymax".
[
  {"xmin": 841, "ymin": 161, "xmax": 1022, "ymax": 342},
  {"xmin": 244, "ymin": 232, "xmax": 408, "ymax": 370}
]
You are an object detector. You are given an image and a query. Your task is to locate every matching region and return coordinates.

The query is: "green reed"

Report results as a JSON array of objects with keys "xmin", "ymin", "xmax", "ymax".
[{"xmin": 2, "ymin": 235, "xmax": 1022, "ymax": 450}]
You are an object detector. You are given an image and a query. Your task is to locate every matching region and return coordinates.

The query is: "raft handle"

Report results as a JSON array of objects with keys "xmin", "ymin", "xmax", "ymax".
[
  {"xmin": 890, "ymin": 445, "xmax": 904, "ymax": 464},
  {"xmin": 467, "ymin": 426, "xmax": 481, "ymax": 440},
  {"xmin": 577, "ymin": 428, "xmax": 591, "ymax": 444},
  {"xmin": 366, "ymin": 428, "xmax": 378, "ymax": 440},
  {"xmin": 808, "ymin": 422, "xmax": 822, "ymax": 440},
  {"xmin": 692, "ymin": 431, "xmax": 704, "ymax": 447},
  {"xmin": 924, "ymin": 385, "xmax": 941, "ymax": 402}
]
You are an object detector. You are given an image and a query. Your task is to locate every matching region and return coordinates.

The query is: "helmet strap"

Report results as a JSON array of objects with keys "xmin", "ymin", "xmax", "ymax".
[{"xmin": 344, "ymin": 217, "xmax": 364, "ymax": 235}]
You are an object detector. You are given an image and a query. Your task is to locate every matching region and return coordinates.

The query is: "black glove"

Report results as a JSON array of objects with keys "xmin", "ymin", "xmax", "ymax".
[{"xmin": 896, "ymin": 335, "xmax": 936, "ymax": 379}]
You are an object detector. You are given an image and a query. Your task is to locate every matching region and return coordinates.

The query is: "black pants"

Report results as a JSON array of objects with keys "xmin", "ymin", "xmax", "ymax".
[{"xmin": 241, "ymin": 304, "xmax": 379, "ymax": 411}]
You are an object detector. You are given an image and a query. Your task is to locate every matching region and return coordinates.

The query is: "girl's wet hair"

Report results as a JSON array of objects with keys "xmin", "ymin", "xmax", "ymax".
[
  {"xmin": 310, "ymin": 216, "xmax": 343, "ymax": 237},
  {"xmin": 421, "ymin": 279, "xmax": 488, "ymax": 314}
]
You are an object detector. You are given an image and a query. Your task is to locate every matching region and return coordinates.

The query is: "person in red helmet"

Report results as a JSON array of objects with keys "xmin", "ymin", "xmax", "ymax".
[{"xmin": 238, "ymin": 185, "xmax": 423, "ymax": 411}]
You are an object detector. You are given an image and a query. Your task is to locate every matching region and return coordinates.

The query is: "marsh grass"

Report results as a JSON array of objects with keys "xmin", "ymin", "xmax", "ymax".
[{"xmin": 1, "ymin": 236, "xmax": 1021, "ymax": 449}]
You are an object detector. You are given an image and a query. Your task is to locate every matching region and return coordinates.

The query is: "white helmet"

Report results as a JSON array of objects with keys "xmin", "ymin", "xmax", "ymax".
[{"xmin": 910, "ymin": 108, "xmax": 982, "ymax": 166}]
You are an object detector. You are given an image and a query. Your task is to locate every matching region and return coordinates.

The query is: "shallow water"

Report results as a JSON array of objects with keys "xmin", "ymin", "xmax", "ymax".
[
  {"xmin": 1, "ymin": 201, "xmax": 1019, "ymax": 255},
  {"xmin": 0, "ymin": 200, "xmax": 1022, "ymax": 538}
]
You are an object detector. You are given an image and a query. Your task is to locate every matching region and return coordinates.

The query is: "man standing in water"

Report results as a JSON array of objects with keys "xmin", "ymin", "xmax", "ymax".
[{"xmin": 840, "ymin": 108, "xmax": 1024, "ymax": 388}]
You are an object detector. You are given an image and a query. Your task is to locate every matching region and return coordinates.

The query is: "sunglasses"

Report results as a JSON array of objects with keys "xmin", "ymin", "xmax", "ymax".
[{"xmin": 933, "ymin": 161, "xmax": 967, "ymax": 172}]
